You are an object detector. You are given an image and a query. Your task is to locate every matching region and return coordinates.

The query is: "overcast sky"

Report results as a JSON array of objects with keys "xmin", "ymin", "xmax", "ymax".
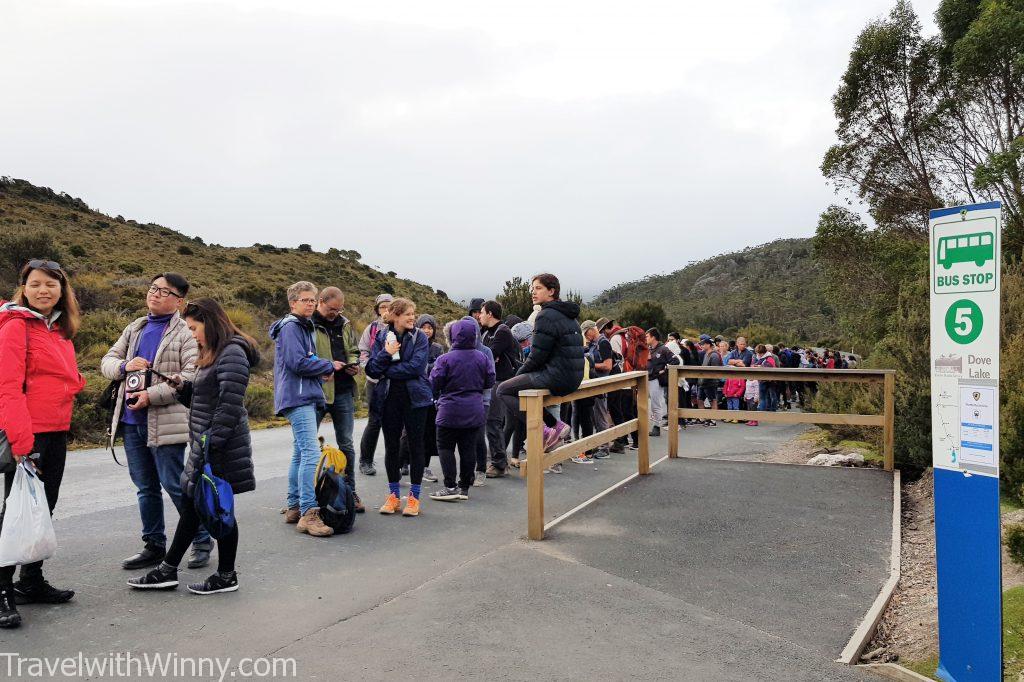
[{"xmin": 1, "ymin": 0, "xmax": 940, "ymax": 303}]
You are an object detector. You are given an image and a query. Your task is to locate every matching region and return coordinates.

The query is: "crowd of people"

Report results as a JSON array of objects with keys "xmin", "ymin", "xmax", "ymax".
[{"xmin": 0, "ymin": 260, "xmax": 856, "ymax": 628}]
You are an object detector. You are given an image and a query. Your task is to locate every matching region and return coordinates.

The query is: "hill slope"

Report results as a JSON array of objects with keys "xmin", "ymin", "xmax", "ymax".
[
  {"xmin": 0, "ymin": 176, "xmax": 462, "ymax": 443},
  {"xmin": 593, "ymin": 238, "xmax": 839, "ymax": 343}
]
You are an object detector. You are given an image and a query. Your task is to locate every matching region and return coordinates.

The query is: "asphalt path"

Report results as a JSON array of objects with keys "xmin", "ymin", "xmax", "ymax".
[{"xmin": 1, "ymin": 417, "xmax": 888, "ymax": 681}]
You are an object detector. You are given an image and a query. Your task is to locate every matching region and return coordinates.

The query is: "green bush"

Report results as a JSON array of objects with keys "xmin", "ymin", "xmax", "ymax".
[
  {"xmin": 70, "ymin": 371, "xmax": 111, "ymax": 446},
  {"xmin": 244, "ymin": 384, "xmax": 275, "ymax": 422},
  {"xmin": 69, "ymin": 244, "xmax": 87, "ymax": 258},
  {"xmin": 1007, "ymin": 524, "xmax": 1024, "ymax": 568},
  {"xmin": 177, "ymin": 245, "xmax": 194, "ymax": 255}
]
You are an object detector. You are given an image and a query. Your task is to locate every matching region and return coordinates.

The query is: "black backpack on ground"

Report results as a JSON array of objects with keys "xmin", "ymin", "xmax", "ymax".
[{"xmin": 315, "ymin": 466, "xmax": 356, "ymax": 534}]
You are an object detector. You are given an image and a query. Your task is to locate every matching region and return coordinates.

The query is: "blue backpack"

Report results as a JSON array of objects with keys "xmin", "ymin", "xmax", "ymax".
[{"xmin": 193, "ymin": 435, "xmax": 236, "ymax": 539}]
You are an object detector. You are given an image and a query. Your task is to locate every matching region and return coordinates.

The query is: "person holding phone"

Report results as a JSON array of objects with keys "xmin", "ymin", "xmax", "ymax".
[
  {"xmin": 0, "ymin": 260, "xmax": 85, "ymax": 628},
  {"xmin": 128, "ymin": 298, "xmax": 259, "ymax": 595},
  {"xmin": 312, "ymin": 287, "xmax": 363, "ymax": 512},
  {"xmin": 100, "ymin": 273, "xmax": 213, "ymax": 571}
]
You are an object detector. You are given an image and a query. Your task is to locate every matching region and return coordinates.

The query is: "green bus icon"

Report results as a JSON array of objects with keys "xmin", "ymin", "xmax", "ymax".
[{"xmin": 937, "ymin": 231, "xmax": 994, "ymax": 268}]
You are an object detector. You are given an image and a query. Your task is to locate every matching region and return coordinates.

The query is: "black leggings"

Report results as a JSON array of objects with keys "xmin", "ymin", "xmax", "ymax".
[
  {"xmin": 497, "ymin": 374, "xmax": 559, "ymax": 431},
  {"xmin": 164, "ymin": 496, "xmax": 238, "ymax": 574},
  {"xmin": 0, "ymin": 432, "xmax": 67, "ymax": 584},
  {"xmin": 382, "ymin": 386, "xmax": 427, "ymax": 485}
]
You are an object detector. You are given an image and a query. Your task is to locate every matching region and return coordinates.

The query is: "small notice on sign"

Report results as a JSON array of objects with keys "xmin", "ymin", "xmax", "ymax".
[{"xmin": 959, "ymin": 385, "xmax": 996, "ymax": 469}]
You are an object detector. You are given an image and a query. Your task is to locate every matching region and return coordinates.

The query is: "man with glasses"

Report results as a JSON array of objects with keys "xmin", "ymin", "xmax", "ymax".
[{"xmin": 101, "ymin": 273, "xmax": 213, "ymax": 571}]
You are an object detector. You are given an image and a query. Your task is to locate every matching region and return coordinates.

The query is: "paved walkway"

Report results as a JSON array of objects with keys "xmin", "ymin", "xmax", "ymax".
[{"xmin": 3, "ymin": 419, "xmax": 891, "ymax": 681}]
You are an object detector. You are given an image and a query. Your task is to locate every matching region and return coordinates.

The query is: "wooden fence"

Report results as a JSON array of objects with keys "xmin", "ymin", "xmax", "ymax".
[
  {"xmin": 666, "ymin": 365, "xmax": 896, "ymax": 471},
  {"xmin": 518, "ymin": 370, "xmax": 649, "ymax": 540}
]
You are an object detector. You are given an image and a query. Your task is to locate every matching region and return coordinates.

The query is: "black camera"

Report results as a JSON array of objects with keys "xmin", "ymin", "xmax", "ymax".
[
  {"xmin": 125, "ymin": 367, "xmax": 174, "ymax": 406},
  {"xmin": 125, "ymin": 370, "xmax": 152, "ymax": 406}
]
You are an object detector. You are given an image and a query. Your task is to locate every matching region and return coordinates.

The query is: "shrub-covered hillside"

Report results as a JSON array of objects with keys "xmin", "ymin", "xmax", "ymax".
[{"xmin": 0, "ymin": 177, "xmax": 463, "ymax": 445}]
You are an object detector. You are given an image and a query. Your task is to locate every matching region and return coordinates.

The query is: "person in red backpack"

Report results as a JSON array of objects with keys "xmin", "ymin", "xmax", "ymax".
[{"xmin": 0, "ymin": 260, "xmax": 86, "ymax": 629}]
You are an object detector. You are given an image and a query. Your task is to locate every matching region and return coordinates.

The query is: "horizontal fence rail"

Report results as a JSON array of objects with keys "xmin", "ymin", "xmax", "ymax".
[
  {"xmin": 518, "ymin": 370, "xmax": 649, "ymax": 540},
  {"xmin": 666, "ymin": 365, "xmax": 896, "ymax": 471}
]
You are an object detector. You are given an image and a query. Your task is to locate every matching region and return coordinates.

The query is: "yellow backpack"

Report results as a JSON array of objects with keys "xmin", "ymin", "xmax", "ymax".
[{"xmin": 316, "ymin": 437, "xmax": 349, "ymax": 481}]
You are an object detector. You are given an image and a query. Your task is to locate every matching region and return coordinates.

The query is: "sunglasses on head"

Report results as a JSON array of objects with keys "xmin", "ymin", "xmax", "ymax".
[{"xmin": 28, "ymin": 259, "xmax": 63, "ymax": 271}]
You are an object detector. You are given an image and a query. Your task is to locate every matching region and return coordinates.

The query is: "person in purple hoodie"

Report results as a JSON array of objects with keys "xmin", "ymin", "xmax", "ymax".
[{"xmin": 428, "ymin": 319, "xmax": 495, "ymax": 502}]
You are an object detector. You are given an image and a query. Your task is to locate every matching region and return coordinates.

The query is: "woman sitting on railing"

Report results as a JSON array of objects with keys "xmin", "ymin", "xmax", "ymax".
[{"xmin": 496, "ymin": 273, "xmax": 584, "ymax": 457}]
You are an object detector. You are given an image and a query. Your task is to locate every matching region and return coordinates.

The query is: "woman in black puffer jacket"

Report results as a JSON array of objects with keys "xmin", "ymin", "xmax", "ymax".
[
  {"xmin": 497, "ymin": 273, "xmax": 584, "ymax": 455},
  {"xmin": 128, "ymin": 298, "xmax": 259, "ymax": 596}
]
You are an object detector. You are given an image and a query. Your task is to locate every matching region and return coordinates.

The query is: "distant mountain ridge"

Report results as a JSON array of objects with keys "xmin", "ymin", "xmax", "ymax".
[{"xmin": 593, "ymin": 238, "xmax": 839, "ymax": 342}]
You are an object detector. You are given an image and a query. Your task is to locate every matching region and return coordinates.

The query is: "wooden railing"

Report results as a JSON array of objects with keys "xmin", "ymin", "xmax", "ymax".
[
  {"xmin": 666, "ymin": 365, "xmax": 896, "ymax": 471},
  {"xmin": 518, "ymin": 370, "xmax": 649, "ymax": 540}
]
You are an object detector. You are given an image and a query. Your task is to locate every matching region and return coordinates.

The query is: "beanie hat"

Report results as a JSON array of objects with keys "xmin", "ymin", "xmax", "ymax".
[
  {"xmin": 511, "ymin": 322, "xmax": 533, "ymax": 343},
  {"xmin": 374, "ymin": 293, "xmax": 394, "ymax": 313},
  {"xmin": 468, "ymin": 298, "xmax": 485, "ymax": 314}
]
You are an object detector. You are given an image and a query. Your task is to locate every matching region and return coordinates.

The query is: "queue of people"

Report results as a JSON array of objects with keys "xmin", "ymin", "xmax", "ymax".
[{"xmin": 0, "ymin": 259, "xmax": 852, "ymax": 629}]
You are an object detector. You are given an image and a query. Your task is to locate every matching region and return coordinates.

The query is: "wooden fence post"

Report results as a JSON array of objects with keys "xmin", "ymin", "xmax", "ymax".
[
  {"xmin": 637, "ymin": 373, "xmax": 650, "ymax": 475},
  {"xmin": 883, "ymin": 372, "xmax": 895, "ymax": 472},
  {"xmin": 667, "ymin": 366, "xmax": 679, "ymax": 459},
  {"xmin": 525, "ymin": 393, "xmax": 546, "ymax": 540}
]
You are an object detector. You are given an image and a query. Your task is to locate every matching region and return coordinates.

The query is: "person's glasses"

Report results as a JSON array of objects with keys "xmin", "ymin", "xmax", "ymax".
[
  {"xmin": 297, "ymin": 298, "xmax": 317, "ymax": 305},
  {"xmin": 149, "ymin": 285, "xmax": 182, "ymax": 299}
]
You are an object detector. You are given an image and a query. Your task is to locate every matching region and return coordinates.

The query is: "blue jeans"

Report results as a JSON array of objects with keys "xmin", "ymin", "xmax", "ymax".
[
  {"xmin": 759, "ymin": 383, "xmax": 778, "ymax": 412},
  {"xmin": 727, "ymin": 397, "xmax": 740, "ymax": 410},
  {"xmin": 123, "ymin": 422, "xmax": 210, "ymax": 549},
  {"xmin": 316, "ymin": 390, "xmax": 356, "ymax": 492},
  {"xmin": 286, "ymin": 404, "xmax": 321, "ymax": 515}
]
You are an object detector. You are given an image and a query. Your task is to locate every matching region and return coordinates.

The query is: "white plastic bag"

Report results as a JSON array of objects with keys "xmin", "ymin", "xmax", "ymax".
[{"xmin": 0, "ymin": 461, "xmax": 57, "ymax": 566}]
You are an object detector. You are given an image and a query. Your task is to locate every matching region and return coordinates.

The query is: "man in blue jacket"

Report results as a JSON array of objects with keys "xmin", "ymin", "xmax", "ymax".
[{"xmin": 270, "ymin": 281, "xmax": 344, "ymax": 538}]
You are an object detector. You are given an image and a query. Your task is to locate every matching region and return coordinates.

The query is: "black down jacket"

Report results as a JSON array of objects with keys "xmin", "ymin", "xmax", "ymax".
[
  {"xmin": 518, "ymin": 300, "xmax": 585, "ymax": 396},
  {"xmin": 179, "ymin": 335, "xmax": 260, "ymax": 497}
]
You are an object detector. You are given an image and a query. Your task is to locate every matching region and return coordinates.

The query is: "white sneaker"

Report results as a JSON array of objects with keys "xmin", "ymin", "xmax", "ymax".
[{"xmin": 422, "ymin": 468, "xmax": 438, "ymax": 483}]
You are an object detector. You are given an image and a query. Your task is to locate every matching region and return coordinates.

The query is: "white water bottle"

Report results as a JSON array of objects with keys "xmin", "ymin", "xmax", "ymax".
[{"xmin": 386, "ymin": 331, "xmax": 400, "ymax": 361}]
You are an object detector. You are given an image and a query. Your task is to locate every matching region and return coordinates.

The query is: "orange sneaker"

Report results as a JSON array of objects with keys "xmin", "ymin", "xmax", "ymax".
[
  {"xmin": 380, "ymin": 493, "xmax": 401, "ymax": 514},
  {"xmin": 402, "ymin": 496, "xmax": 421, "ymax": 517}
]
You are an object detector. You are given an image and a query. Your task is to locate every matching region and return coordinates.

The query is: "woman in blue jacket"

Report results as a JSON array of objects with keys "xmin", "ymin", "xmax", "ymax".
[{"xmin": 365, "ymin": 298, "xmax": 432, "ymax": 517}]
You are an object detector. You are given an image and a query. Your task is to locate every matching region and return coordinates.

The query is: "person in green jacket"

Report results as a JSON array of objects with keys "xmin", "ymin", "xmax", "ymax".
[{"xmin": 312, "ymin": 287, "xmax": 363, "ymax": 512}]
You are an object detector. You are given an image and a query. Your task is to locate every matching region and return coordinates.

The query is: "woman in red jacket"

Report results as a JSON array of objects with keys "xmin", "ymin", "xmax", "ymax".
[{"xmin": 0, "ymin": 259, "xmax": 85, "ymax": 629}]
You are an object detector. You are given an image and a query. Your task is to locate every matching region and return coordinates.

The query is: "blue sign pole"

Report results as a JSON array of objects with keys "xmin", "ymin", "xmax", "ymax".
[{"xmin": 929, "ymin": 202, "xmax": 1002, "ymax": 681}]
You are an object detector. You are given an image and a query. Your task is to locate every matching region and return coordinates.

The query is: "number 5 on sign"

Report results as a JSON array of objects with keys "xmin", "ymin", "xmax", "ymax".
[{"xmin": 945, "ymin": 299, "xmax": 983, "ymax": 344}]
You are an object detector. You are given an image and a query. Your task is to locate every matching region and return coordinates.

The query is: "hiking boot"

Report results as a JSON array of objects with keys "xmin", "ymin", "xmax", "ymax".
[
  {"xmin": 430, "ymin": 486, "xmax": 462, "ymax": 502},
  {"xmin": 509, "ymin": 457, "xmax": 521, "ymax": 469},
  {"xmin": 458, "ymin": 488, "xmax": 470, "ymax": 500},
  {"xmin": 359, "ymin": 462, "xmax": 376, "ymax": 476},
  {"xmin": 127, "ymin": 564, "xmax": 178, "ymax": 590},
  {"xmin": 485, "ymin": 465, "xmax": 506, "ymax": 478},
  {"xmin": 402, "ymin": 496, "xmax": 421, "ymax": 517},
  {"xmin": 593, "ymin": 449, "xmax": 611, "ymax": 459},
  {"xmin": 609, "ymin": 443, "xmax": 625, "ymax": 454},
  {"xmin": 14, "ymin": 578, "xmax": 75, "ymax": 605},
  {"xmin": 649, "ymin": 426, "xmax": 661, "ymax": 437},
  {"xmin": 473, "ymin": 472, "xmax": 486, "ymax": 487},
  {"xmin": 354, "ymin": 493, "xmax": 365, "ymax": 513},
  {"xmin": 282, "ymin": 507, "xmax": 300, "ymax": 524},
  {"xmin": 188, "ymin": 543, "xmax": 212, "ymax": 570},
  {"xmin": 400, "ymin": 464, "xmax": 410, "ymax": 477},
  {"xmin": 571, "ymin": 454, "xmax": 594, "ymax": 464},
  {"xmin": 297, "ymin": 508, "xmax": 334, "ymax": 537},
  {"xmin": 379, "ymin": 493, "xmax": 401, "ymax": 515},
  {"xmin": 122, "ymin": 543, "xmax": 166, "ymax": 570},
  {"xmin": 422, "ymin": 468, "xmax": 438, "ymax": 483},
  {"xmin": 188, "ymin": 572, "xmax": 239, "ymax": 595},
  {"xmin": 0, "ymin": 584, "xmax": 21, "ymax": 629},
  {"xmin": 544, "ymin": 463, "xmax": 563, "ymax": 474}
]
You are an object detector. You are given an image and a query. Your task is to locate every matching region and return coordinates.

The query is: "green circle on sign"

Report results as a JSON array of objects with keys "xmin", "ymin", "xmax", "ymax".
[{"xmin": 944, "ymin": 299, "xmax": 983, "ymax": 344}]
